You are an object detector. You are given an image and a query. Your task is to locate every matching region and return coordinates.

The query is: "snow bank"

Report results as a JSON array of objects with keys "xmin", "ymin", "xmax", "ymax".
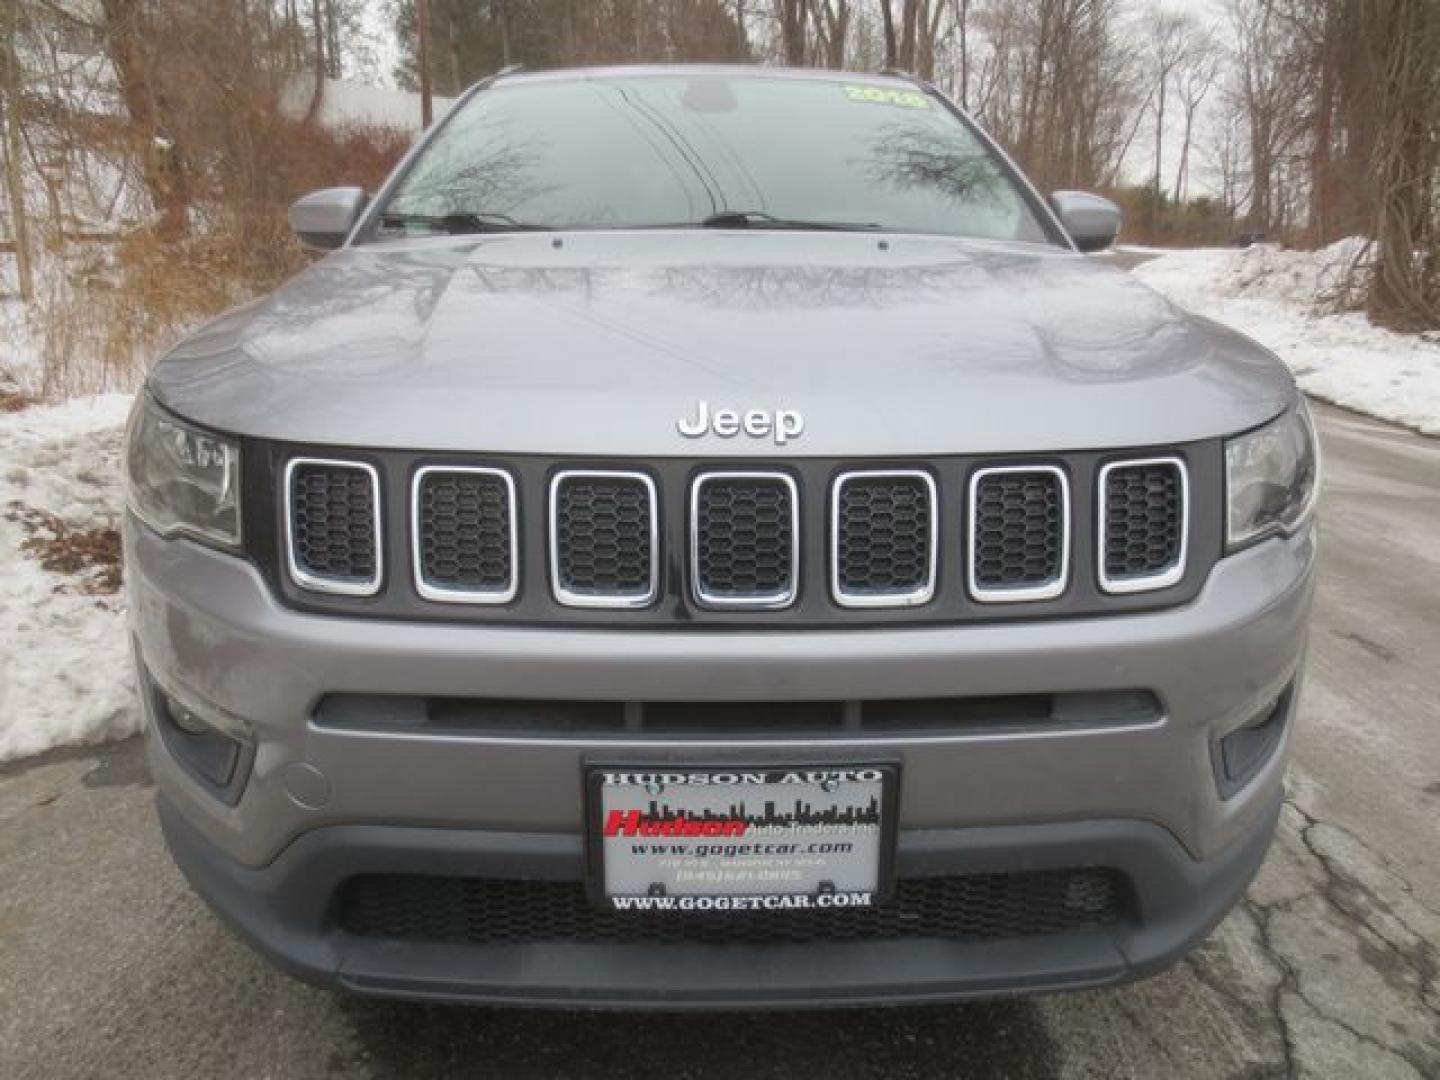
[
  {"xmin": 0, "ymin": 394, "xmax": 138, "ymax": 762},
  {"xmin": 279, "ymin": 76, "xmax": 455, "ymax": 133},
  {"xmin": 1134, "ymin": 242, "xmax": 1440, "ymax": 436}
]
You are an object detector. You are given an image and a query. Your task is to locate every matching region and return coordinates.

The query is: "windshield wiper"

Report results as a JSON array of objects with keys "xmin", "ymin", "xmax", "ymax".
[
  {"xmin": 698, "ymin": 210, "xmax": 881, "ymax": 232},
  {"xmin": 378, "ymin": 211, "xmax": 549, "ymax": 235}
]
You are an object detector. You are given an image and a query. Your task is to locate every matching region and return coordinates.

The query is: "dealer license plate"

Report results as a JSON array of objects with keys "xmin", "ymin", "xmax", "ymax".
[{"xmin": 587, "ymin": 765, "xmax": 897, "ymax": 913}]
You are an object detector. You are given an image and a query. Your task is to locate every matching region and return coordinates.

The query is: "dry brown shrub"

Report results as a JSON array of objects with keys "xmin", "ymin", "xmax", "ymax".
[
  {"xmin": 32, "ymin": 119, "xmax": 409, "ymax": 399},
  {"xmin": 5, "ymin": 502, "xmax": 123, "ymax": 595}
]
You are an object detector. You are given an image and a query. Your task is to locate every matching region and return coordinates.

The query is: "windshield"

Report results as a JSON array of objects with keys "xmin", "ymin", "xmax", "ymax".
[{"xmin": 370, "ymin": 74, "xmax": 1055, "ymax": 245}]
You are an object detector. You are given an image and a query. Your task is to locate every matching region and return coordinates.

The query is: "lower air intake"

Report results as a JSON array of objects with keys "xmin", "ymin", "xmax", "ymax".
[{"xmin": 339, "ymin": 868, "xmax": 1124, "ymax": 947}]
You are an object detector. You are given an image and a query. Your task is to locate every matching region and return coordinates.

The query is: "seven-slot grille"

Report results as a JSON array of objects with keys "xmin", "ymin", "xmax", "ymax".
[
  {"xmin": 284, "ymin": 458, "xmax": 382, "ymax": 596},
  {"xmin": 1099, "ymin": 458, "xmax": 1188, "ymax": 593},
  {"xmin": 968, "ymin": 466, "xmax": 1069, "ymax": 602},
  {"xmin": 833, "ymin": 471, "xmax": 937, "ymax": 607},
  {"xmin": 281, "ymin": 456, "xmax": 1190, "ymax": 610},
  {"xmin": 691, "ymin": 473, "xmax": 799, "ymax": 608},
  {"xmin": 412, "ymin": 467, "xmax": 517, "ymax": 603},
  {"xmin": 551, "ymin": 471, "xmax": 658, "ymax": 607}
]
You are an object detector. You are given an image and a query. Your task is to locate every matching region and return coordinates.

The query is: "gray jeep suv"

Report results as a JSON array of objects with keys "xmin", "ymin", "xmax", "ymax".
[{"xmin": 124, "ymin": 66, "xmax": 1318, "ymax": 1007}]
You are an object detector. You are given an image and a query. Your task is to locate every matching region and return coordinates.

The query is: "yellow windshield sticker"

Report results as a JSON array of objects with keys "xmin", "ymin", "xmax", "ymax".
[{"xmin": 842, "ymin": 84, "xmax": 931, "ymax": 109}]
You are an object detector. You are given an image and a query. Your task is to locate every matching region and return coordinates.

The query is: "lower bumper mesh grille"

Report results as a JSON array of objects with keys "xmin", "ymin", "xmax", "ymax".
[{"xmin": 338, "ymin": 869, "xmax": 1124, "ymax": 947}]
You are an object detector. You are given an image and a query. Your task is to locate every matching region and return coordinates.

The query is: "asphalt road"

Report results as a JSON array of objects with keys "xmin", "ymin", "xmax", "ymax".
[{"xmin": 2, "ymin": 402, "xmax": 1438, "ymax": 1080}]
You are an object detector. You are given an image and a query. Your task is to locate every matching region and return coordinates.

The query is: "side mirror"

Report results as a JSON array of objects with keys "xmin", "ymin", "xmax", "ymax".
[
  {"xmin": 1049, "ymin": 190, "xmax": 1121, "ymax": 253},
  {"xmin": 288, "ymin": 187, "xmax": 368, "ymax": 251}
]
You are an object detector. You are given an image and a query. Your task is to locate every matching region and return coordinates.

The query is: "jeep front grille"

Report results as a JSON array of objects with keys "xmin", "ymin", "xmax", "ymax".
[
  {"xmin": 1099, "ymin": 458, "xmax": 1188, "ymax": 593},
  {"xmin": 968, "ymin": 465, "xmax": 1069, "ymax": 602},
  {"xmin": 412, "ymin": 466, "xmax": 517, "ymax": 603},
  {"xmin": 284, "ymin": 458, "xmax": 382, "ymax": 596},
  {"xmin": 691, "ymin": 472, "xmax": 799, "ymax": 609},
  {"xmin": 272, "ymin": 449, "xmax": 1203, "ymax": 621},
  {"xmin": 551, "ymin": 471, "xmax": 658, "ymax": 608}
]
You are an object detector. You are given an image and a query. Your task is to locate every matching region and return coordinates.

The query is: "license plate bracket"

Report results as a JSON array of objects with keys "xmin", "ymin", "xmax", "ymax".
[{"xmin": 585, "ymin": 763, "xmax": 899, "ymax": 912}]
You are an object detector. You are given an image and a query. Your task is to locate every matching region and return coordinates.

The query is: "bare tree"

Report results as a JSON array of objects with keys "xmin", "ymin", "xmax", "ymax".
[
  {"xmin": 97, "ymin": 0, "xmax": 193, "ymax": 237},
  {"xmin": 1172, "ymin": 32, "xmax": 1220, "ymax": 203},
  {"xmin": 951, "ymin": 0, "xmax": 1142, "ymax": 192},
  {"xmin": 1, "ymin": 0, "xmax": 34, "ymax": 299},
  {"xmin": 1225, "ymin": 0, "xmax": 1311, "ymax": 233},
  {"xmin": 774, "ymin": 0, "xmax": 809, "ymax": 65},
  {"xmin": 810, "ymin": 0, "xmax": 851, "ymax": 68},
  {"xmin": 1343, "ymin": 0, "xmax": 1440, "ymax": 328},
  {"xmin": 1142, "ymin": 5, "xmax": 1195, "ymax": 219},
  {"xmin": 876, "ymin": 0, "xmax": 949, "ymax": 77}
]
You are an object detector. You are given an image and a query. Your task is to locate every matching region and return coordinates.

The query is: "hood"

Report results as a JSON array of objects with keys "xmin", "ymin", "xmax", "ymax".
[{"xmin": 151, "ymin": 231, "xmax": 1295, "ymax": 456}]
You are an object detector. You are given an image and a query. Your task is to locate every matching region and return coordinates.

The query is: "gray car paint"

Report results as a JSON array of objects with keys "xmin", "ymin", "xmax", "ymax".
[
  {"xmin": 129, "ymin": 513, "xmax": 1313, "ymax": 868},
  {"xmin": 149, "ymin": 231, "xmax": 1295, "ymax": 456},
  {"xmin": 129, "ymin": 65, "xmax": 1315, "ymax": 1003}
]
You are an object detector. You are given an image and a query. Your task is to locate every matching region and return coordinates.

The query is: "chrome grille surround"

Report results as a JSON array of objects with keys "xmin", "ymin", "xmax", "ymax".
[
  {"xmin": 283, "ymin": 457, "xmax": 383, "ymax": 597},
  {"xmin": 410, "ymin": 465, "xmax": 519, "ymax": 604},
  {"xmin": 966, "ymin": 464, "xmax": 1071, "ymax": 604},
  {"xmin": 269, "ymin": 445, "xmax": 1215, "ymax": 623},
  {"xmin": 830, "ymin": 469, "xmax": 938, "ymax": 609},
  {"xmin": 690, "ymin": 471, "xmax": 800, "ymax": 610},
  {"xmin": 549, "ymin": 469, "xmax": 660, "ymax": 609},
  {"xmin": 1097, "ymin": 456, "xmax": 1189, "ymax": 595}
]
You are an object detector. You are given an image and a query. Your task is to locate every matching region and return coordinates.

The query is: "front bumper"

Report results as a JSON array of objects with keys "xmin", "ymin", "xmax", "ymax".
[
  {"xmin": 159, "ymin": 790, "xmax": 1281, "ymax": 1007},
  {"xmin": 128, "ymin": 513, "xmax": 1314, "ymax": 1005}
]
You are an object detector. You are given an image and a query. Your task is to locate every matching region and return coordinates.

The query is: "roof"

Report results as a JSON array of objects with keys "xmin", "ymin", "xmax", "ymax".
[{"xmin": 490, "ymin": 64, "xmax": 923, "ymax": 89}]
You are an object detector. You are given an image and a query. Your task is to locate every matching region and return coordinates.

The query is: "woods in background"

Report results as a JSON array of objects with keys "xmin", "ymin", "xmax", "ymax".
[{"xmin": 1, "ymin": 0, "xmax": 1437, "ymax": 383}]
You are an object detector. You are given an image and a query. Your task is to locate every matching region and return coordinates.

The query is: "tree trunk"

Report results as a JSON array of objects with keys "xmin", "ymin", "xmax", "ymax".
[
  {"xmin": 880, "ymin": 0, "xmax": 898, "ymax": 69},
  {"xmin": 98, "ymin": 0, "xmax": 189, "ymax": 238},
  {"xmin": 1, "ymin": 80, "xmax": 34, "ymax": 300}
]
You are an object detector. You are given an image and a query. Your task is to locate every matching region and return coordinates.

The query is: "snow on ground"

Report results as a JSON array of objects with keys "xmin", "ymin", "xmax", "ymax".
[
  {"xmin": 279, "ymin": 75, "xmax": 454, "ymax": 133},
  {"xmin": 0, "ymin": 393, "xmax": 137, "ymax": 762},
  {"xmin": 1133, "ymin": 240, "xmax": 1440, "ymax": 435}
]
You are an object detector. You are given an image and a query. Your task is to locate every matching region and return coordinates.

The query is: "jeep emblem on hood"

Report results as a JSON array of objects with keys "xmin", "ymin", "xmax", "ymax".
[{"xmin": 677, "ymin": 401, "xmax": 805, "ymax": 445}]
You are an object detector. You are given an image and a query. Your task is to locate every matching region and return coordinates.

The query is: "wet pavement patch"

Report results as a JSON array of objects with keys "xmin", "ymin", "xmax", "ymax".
[{"xmin": 340, "ymin": 998, "xmax": 1062, "ymax": 1080}]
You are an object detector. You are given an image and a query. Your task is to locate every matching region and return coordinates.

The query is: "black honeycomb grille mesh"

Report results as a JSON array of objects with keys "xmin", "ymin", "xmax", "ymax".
[
  {"xmin": 555, "ymin": 475, "xmax": 653, "ymax": 598},
  {"xmin": 695, "ymin": 476, "xmax": 794, "ymax": 601},
  {"xmin": 289, "ymin": 462, "xmax": 378, "ymax": 583},
  {"xmin": 972, "ymin": 470, "xmax": 1064, "ymax": 590},
  {"xmin": 339, "ymin": 869, "xmax": 1124, "ymax": 947},
  {"xmin": 1104, "ymin": 463, "xmax": 1183, "ymax": 581},
  {"xmin": 417, "ymin": 470, "xmax": 513, "ymax": 594},
  {"xmin": 836, "ymin": 474, "xmax": 933, "ymax": 597}
]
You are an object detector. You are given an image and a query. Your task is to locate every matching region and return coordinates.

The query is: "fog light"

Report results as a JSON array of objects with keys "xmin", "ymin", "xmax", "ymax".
[
  {"xmin": 167, "ymin": 702, "xmax": 212, "ymax": 736},
  {"xmin": 1216, "ymin": 684, "xmax": 1294, "ymax": 798},
  {"xmin": 143, "ymin": 671, "xmax": 253, "ymax": 802}
]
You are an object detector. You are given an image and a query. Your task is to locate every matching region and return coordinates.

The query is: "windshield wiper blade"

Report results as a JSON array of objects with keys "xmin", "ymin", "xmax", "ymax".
[
  {"xmin": 698, "ymin": 210, "xmax": 881, "ymax": 232},
  {"xmin": 379, "ymin": 211, "xmax": 549, "ymax": 235}
]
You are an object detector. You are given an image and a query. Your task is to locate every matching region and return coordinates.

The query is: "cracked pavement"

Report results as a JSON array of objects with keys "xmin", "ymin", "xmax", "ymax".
[{"xmin": 1, "ymin": 402, "xmax": 1438, "ymax": 1079}]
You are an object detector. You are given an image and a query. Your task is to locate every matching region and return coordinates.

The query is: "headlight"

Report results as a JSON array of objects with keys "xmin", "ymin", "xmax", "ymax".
[
  {"xmin": 1225, "ymin": 403, "xmax": 1319, "ymax": 550},
  {"xmin": 125, "ymin": 394, "xmax": 241, "ymax": 549}
]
